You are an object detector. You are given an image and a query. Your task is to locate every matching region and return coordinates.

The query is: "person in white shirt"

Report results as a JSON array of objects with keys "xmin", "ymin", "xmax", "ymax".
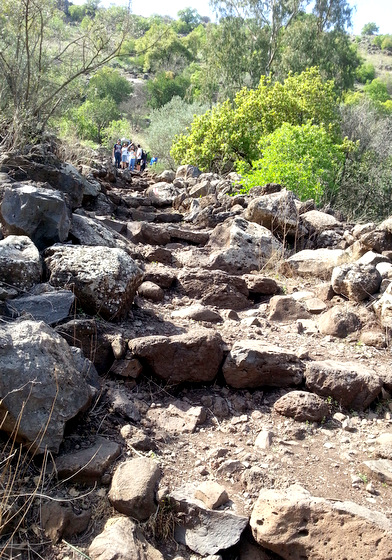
[{"xmin": 136, "ymin": 144, "xmax": 143, "ymax": 171}]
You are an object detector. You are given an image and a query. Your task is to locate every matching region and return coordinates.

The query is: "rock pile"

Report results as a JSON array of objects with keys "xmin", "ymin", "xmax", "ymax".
[{"xmin": 1, "ymin": 146, "xmax": 392, "ymax": 559}]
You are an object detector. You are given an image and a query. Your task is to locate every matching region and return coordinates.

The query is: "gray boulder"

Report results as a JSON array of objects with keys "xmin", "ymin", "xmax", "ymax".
[
  {"xmin": 146, "ymin": 182, "xmax": 181, "ymax": 207},
  {"xmin": 305, "ymin": 359, "xmax": 383, "ymax": 410},
  {"xmin": 223, "ymin": 340, "xmax": 304, "ymax": 389},
  {"xmin": 282, "ymin": 248, "xmax": 348, "ymax": 280},
  {"xmin": 207, "ymin": 217, "xmax": 283, "ymax": 274},
  {"xmin": 0, "ymin": 184, "xmax": 71, "ymax": 250},
  {"xmin": 0, "ymin": 235, "xmax": 42, "ymax": 291},
  {"xmin": 331, "ymin": 262, "xmax": 381, "ymax": 301},
  {"xmin": 318, "ymin": 306, "xmax": 361, "ymax": 338},
  {"xmin": 44, "ymin": 245, "xmax": 143, "ymax": 321},
  {"xmin": 245, "ymin": 189, "xmax": 299, "ymax": 235},
  {"xmin": 8, "ymin": 288, "xmax": 74, "ymax": 325},
  {"xmin": 129, "ymin": 329, "xmax": 223, "ymax": 384},
  {"xmin": 0, "ymin": 319, "xmax": 93, "ymax": 453},
  {"xmin": 70, "ymin": 213, "xmax": 134, "ymax": 255},
  {"xmin": 250, "ymin": 486, "xmax": 392, "ymax": 560}
]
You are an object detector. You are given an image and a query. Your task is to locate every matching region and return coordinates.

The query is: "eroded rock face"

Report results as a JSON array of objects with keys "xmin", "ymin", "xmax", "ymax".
[
  {"xmin": 0, "ymin": 235, "xmax": 42, "ymax": 291},
  {"xmin": 223, "ymin": 340, "xmax": 304, "ymax": 389},
  {"xmin": 128, "ymin": 329, "xmax": 223, "ymax": 384},
  {"xmin": 250, "ymin": 486, "xmax": 392, "ymax": 560},
  {"xmin": 0, "ymin": 319, "xmax": 93, "ymax": 453},
  {"xmin": 45, "ymin": 245, "xmax": 143, "ymax": 321},
  {"xmin": 318, "ymin": 306, "xmax": 361, "ymax": 338},
  {"xmin": 89, "ymin": 517, "xmax": 164, "ymax": 560},
  {"xmin": 305, "ymin": 360, "xmax": 382, "ymax": 410},
  {"xmin": 0, "ymin": 184, "xmax": 71, "ymax": 249}
]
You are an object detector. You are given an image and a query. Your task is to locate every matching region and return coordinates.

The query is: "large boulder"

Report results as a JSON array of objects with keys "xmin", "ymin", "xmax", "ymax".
[
  {"xmin": 331, "ymin": 263, "xmax": 381, "ymax": 301},
  {"xmin": 0, "ymin": 235, "xmax": 42, "ymax": 291},
  {"xmin": 373, "ymin": 282, "xmax": 392, "ymax": 329},
  {"xmin": 0, "ymin": 319, "xmax": 93, "ymax": 453},
  {"xmin": 7, "ymin": 287, "xmax": 74, "ymax": 325},
  {"xmin": 300, "ymin": 209, "xmax": 341, "ymax": 234},
  {"xmin": 128, "ymin": 329, "xmax": 223, "ymax": 384},
  {"xmin": 44, "ymin": 245, "xmax": 143, "ymax": 321},
  {"xmin": 145, "ymin": 182, "xmax": 181, "ymax": 207},
  {"xmin": 282, "ymin": 248, "xmax": 348, "ymax": 280},
  {"xmin": 222, "ymin": 340, "xmax": 304, "ymax": 389},
  {"xmin": 207, "ymin": 217, "xmax": 283, "ymax": 274},
  {"xmin": 0, "ymin": 184, "xmax": 71, "ymax": 250},
  {"xmin": 318, "ymin": 306, "xmax": 361, "ymax": 338},
  {"xmin": 245, "ymin": 189, "xmax": 299, "ymax": 236},
  {"xmin": 177, "ymin": 269, "xmax": 250, "ymax": 310},
  {"xmin": 305, "ymin": 360, "xmax": 383, "ymax": 410},
  {"xmin": 250, "ymin": 486, "xmax": 392, "ymax": 560},
  {"xmin": 70, "ymin": 214, "xmax": 134, "ymax": 255}
]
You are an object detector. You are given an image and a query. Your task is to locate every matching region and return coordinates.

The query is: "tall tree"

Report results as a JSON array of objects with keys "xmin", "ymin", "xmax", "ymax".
[{"xmin": 0, "ymin": 0, "xmax": 131, "ymax": 148}]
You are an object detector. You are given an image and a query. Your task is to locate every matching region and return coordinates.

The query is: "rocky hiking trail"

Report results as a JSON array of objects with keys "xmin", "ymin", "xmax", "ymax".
[{"xmin": 1, "ymin": 145, "xmax": 392, "ymax": 559}]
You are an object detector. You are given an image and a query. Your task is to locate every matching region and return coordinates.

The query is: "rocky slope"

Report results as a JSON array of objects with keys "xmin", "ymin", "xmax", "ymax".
[{"xmin": 0, "ymin": 144, "xmax": 392, "ymax": 560}]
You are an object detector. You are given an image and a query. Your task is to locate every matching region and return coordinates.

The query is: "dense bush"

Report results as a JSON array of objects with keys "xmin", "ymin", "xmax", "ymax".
[{"xmin": 237, "ymin": 123, "xmax": 345, "ymax": 203}]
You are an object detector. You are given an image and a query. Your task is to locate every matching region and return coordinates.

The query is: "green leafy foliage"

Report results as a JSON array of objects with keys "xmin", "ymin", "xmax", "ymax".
[
  {"xmin": 87, "ymin": 67, "xmax": 133, "ymax": 104},
  {"xmin": 146, "ymin": 96, "xmax": 209, "ymax": 168},
  {"xmin": 355, "ymin": 62, "xmax": 376, "ymax": 84},
  {"xmin": 238, "ymin": 123, "xmax": 345, "ymax": 203},
  {"xmin": 71, "ymin": 97, "xmax": 119, "ymax": 143},
  {"xmin": 363, "ymin": 79, "xmax": 391, "ymax": 103},
  {"xmin": 146, "ymin": 71, "xmax": 191, "ymax": 108},
  {"xmin": 361, "ymin": 22, "xmax": 379, "ymax": 35},
  {"xmin": 171, "ymin": 68, "xmax": 340, "ymax": 172}
]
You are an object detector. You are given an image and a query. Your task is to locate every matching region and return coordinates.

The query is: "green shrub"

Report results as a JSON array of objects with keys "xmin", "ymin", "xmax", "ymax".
[
  {"xmin": 237, "ymin": 123, "xmax": 345, "ymax": 203},
  {"xmin": 356, "ymin": 62, "xmax": 375, "ymax": 84}
]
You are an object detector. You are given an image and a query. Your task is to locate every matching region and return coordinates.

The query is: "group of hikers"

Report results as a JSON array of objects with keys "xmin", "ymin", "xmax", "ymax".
[{"xmin": 112, "ymin": 139, "xmax": 149, "ymax": 171}]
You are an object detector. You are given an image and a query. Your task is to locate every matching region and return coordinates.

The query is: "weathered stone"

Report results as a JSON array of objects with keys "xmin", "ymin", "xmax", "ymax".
[
  {"xmin": 305, "ymin": 360, "xmax": 382, "ymax": 410},
  {"xmin": 0, "ymin": 319, "xmax": 92, "ymax": 453},
  {"xmin": 147, "ymin": 400, "xmax": 206, "ymax": 434},
  {"xmin": 282, "ymin": 248, "xmax": 347, "ymax": 280},
  {"xmin": 45, "ymin": 245, "xmax": 143, "ymax": 321},
  {"xmin": 300, "ymin": 209, "xmax": 340, "ymax": 233},
  {"xmin": 250, "ymin": 486, "xmax": 392, "ymax": 560},
  {"xmin": 331, "ymin": 263, "xmax": 381, "ymax": 301},
  {"xmin": 176, "ymin": 165, "xmax": 202, "ymax": 179},
  {"xmin": 70, "ymin": 213, "xmax": 133, "ymax": 254},
  {"xmin": 0, "ymin": 235, "xmax": 42, "ymax": 291},
  {"xmin": 129, "ymin": 329, "xmax": 223, "ymax": 384},
  {"xmin": 268, "ymin": 295, "xmax": 311, "ymax": 321},
  {"xmin": 223, "ymin": 340, "xmax": 304, "ymax": 389},
  {"xmin": 156, "ymin": 169, "xmax": 176, "ymax": 183},
  {"xmin": 169, "ymin": 485, "xmax": 248, "ymax": 555},
  {"xmin": 137, "ymin": 281, "xmax": 164, "ymax": 302},
  {"xmin": 146, "ymin": 182, "xmax": 181, "ymax": 207},
  {"xmin": 177, "ymin": 269, "xmax": 250, "ymax": 310},
  {"xmin": 373, "ymin": 282, "xmax": 392, "ymax": 328},
  {"xmin": 245, "ymin": 190, "xmax": 299, "ymax": 235},
  {"xmin": 106, "ymin": 386, "xmax": 140, "ymax": 422},
  {"xmin": 254, "ymin": 430, "xmax": 273, "ymax": 450},
  {"xmin": 273, "ymin": 391, "xmax": 329, "ymax": 422},
  {"xmin": 318, "ymin": 306, "xmax": 361, "ymax": 338},
  {"xmin": 126, "ymin": 221, "xmax": 171, "ymax": 245},
  {"xmin": 171, "ymin": 304, "xmax": 222, "ymax": 323},
  {"xmin": 110, "ymin": 356, "xmax": 142, "ymax": 378},
  {"xmin": 195, "ymin": 481, "xmax": 229, "ymax": 509},
  {"xmin": 55, "ymin": 437, "xmax": 121, "ymax": 483},
  {"xmin": 189, "ymin": 179, "xmax": 213, "ymax": 198},
  {"xmin": 243, "ymin": 275, "xmax": 279, "ymax": 295},
  {"xmin": 361, "ymin": 459, "xmax": 392, "ymax": 485},
  {"xmin": 89, "ymin": 517, "xmax": 164, "ymax": 560},
  {"xmin": 167, "ymin": 226, "xmax": 210, "ymax": 245},
  {"xmin": 8, "ymin": 289, "xmax": 74, "ymax": 325},
  {"xmin": 41, "ymin": 502, "xmax": 90, "ymax": 543},
  {"xmin": 207, "ymin": 217, "xmax": 283, "ymax": 274},
  {"xmin": 108, "ymin": 458, "xmax": 161, "ymax": 520},
  {"xmin": 0, "ymin": 184, "xmax": 71, "ymax": 249}
]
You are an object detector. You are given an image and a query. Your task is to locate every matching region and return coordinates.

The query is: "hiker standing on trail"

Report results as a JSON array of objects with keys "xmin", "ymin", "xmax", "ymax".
[
  {"xmin": 121, "ymin": 142, "xmax": 129, "ymax": 169},
  {"xmin": 113, "ymin": 139, "xmax": 122, "ymax": 169},
  {"xmin": 128, "ymin": 144, "xmax": 137, "ymax": 171},
  {"xmin": 136, "ymin": 144, "xmax": 143, "ymax": 171},
  {"xmin": 141, "ymin": 149, "xmax": 148, "ymax": 172}
]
